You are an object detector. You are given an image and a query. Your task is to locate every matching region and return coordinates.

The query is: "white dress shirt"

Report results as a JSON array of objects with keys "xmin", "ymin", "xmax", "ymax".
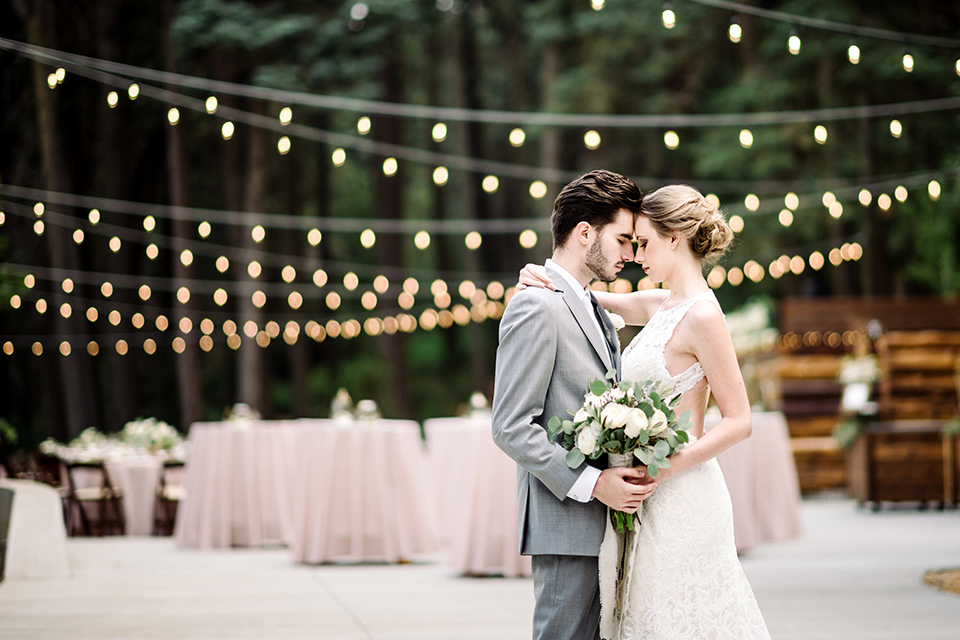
[{"xmin": 544, "ymin": 259, "xmax": 603, "ymax": 502}]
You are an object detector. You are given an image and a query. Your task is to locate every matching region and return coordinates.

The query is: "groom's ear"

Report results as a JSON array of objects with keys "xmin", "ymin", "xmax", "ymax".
[{"xmin": 574, "ymin": 221, "xmax": 592, "ymax": 246}]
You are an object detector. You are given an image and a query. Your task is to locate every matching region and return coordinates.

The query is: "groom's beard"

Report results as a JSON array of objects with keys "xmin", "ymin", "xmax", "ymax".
[{"xmin": 585, "ymin": 237, "xmax": 620, "ymax": 283}]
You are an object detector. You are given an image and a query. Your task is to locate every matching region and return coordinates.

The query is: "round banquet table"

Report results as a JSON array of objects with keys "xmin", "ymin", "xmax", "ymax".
[
  {"xmin": 289, "ymin": 418, "xmax": 441, "ymax": 564},
  {"xmin": 423, "ymin": 415, "xmax": 531, "ymax": 577},
  {"xmin": 710, "ymin": 410, "xmax": 803, "ymax": 552},
  {"xmin": 174, "ymin": 420, "xmax": 301, "ymax": 549}
]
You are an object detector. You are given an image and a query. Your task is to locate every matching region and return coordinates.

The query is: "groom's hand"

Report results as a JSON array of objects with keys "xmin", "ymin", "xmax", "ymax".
[{"xmin": 592, "ymin": 467, "xmax": 657, "ymax": 513}]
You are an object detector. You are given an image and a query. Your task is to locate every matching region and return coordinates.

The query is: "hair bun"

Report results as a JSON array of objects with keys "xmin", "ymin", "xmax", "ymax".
[{"xmin": 691, "ymin": 206, "xmax": 733, "ymax": 262}]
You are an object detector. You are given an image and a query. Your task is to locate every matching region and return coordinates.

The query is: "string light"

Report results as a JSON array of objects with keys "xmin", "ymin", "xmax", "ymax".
[
  {"xmin": 127, "ymin": 83, "xmax": 139, "ymax": 100},
  {"xmin": 784, "ymin": 192, "xmax": 799, "ymax": 210},
  {"xmin": 508, "ymin": 128, "xmax": 525, "ymax": 147},
  {"xmin": 788, "ymin": 30, "xmax": 801, "ymax": 55},
  {"xmin": 519, "ymin": 229, "xmax": 538, "ymax": 249},
  {"xmin": 360, "ymin": 228, "xmax": 376, "ymax": 248},
  {"xmin": 382, "ymin": 157, "xmax": 398, "ymax": 176},
  {"xmin": 739, "ymin": 129, "xmax": 753, "ymax": 148},
  {"xmin": 88, "ymin": 209, "xmax": 101, "ymax": 225},
  {"xmin": 664, "ymin": 131, "xmax": 679, "ymax": 149},
  {"xmin": 583, "ymin": 130, "xmax": 601, "ymax": 150},
  {"xmin": 729, "ymin": 215, "xmax": 744, "ymax": 233},
  {"xmin": 902, "ymin": 50, "xmax": 914, "ymax": 72},
  {"xmin": 877, "ymin": 193, "xmax": 892, "ymax": 210},
  {"xmin": 167, "ymin": 108, "xmax": 180, "ymax": 125},
  {"xmin": 847, "ymin": 41, "xmax": 860, "ymax": 64},
  {"xmin": 661, "ymin": 3, "xmax": 676, "ymax": 29},
  {"xmin": 744, "ymin": 194, "xmax": 760, "ymax": 211},
  {"xmin": 889, "ymin": 119, "xmax": 902, "ymax": 138},
  {"xmin": 894, "ymin": 185, "xmax": 908, "ymax": 202},
  {"xmin": 814, "ymin": 124, "xmax": 828, "ymax": 144},
  {"xmin": 331, "ymin": 148, "xmax": 346, "ymax": 166},
  {"xmin": 432, "ymin": 166, "xmax": 449, "ymax": 186},
  {"xmin": 482, "ymin": 175, "xmax": 499, "ymax": 193},
  {"xmin": 465, "ymin": 231, "xmax": 482, "ymax": 250},
  {"xmin": 728, "ymin": 18, "xmax": 741, "ymax": 43},
  {"xmin": 198, "ymin": 221, "xmax": 212, "ymax": 238},
  {"xmin": 778, "ymin": 209, "xmax": 794, "ymax": 226},
  {"xmin": 414, "ymin": 230, "xmax": 431, "ymax": 250},
  {"xmin": 221, "ymin": 121, "xmax": 234, "ymax": 140},
  {"xmin": 529, "ymin": 181, "xmax": 548, "ymax": 199},
  {"xmin": 279, "ymin": 107, "xmax": 293, "ymax": 125},
  {"xmin": 307, "ymin": 229, "xmax": 322, "ymax": 246},
  {"xmin": 858, "ymin": 189, "xmax": 872, "ymax": 206},
  {"xmin": 106, "ymin": 91, "xmax": 118, "ymax": 108},
  {"xmin": 277, "ymin": 136, "xmax": 291, "ymax": 154},
  {"xmin": 357, "ymin": 116, "xmax": 371, "ymax": 135},
  {"xmin": 205, "ymin": 96, "xmax": 218, "ymax": 113},
  {"xmin": 928, "ymin": 180, "xmax": 941, "ymax": 200},
  {"xmin": 431, "ymin": 122, "xmax": 447, "ymax": 142},
  {"xmin": 252, "ymin": 224, "xmax": 266, "ymax": 243}
]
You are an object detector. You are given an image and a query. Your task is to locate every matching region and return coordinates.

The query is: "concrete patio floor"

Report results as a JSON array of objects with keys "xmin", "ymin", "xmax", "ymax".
[{"xmin": 1, "ymin": 499, "xmax": 959, "ymax": 639}]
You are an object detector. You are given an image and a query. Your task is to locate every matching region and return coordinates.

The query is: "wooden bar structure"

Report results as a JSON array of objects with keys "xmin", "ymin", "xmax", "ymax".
[{"xmin": 773, "ymin": 298, "xmax": 960, "ymax": 497}]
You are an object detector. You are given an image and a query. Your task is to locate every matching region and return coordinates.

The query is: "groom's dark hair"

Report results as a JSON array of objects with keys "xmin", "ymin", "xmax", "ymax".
[{"xmin": 551, "ymin": 169, "xmax": 643, "ymax": 250}]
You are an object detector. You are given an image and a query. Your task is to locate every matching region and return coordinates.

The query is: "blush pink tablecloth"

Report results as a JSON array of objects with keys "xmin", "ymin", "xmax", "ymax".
[
  {"xmin": 711, "ymin": 410, "xmax": 803, "ymax": 552},
  {"xmin": 174, "ymin": 420, "xmax": 301, "ymax": 549},
  {"xmin": 423, "ymin": 416, "xmax": 531, "ymax": 578},
  {"xmin": 289, "ymin": 418, "xmax": 441, "ymax": 564}
]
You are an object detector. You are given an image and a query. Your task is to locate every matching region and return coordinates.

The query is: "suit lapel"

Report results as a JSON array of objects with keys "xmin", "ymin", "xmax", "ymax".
[{"xmin": 546, "ymin": 266, "xmax": 613, "ymax": 372}]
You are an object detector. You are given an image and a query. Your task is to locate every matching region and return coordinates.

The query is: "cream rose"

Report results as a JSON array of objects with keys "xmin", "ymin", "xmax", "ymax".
[
  {"xmin": 623, "ymin": 408, "xmax": 649, "ymax": 438},
  {"xmin": 648, "ymin": 408, "xmax": 669, "ymax": 436},
  {"xmin": 577, "ymin": 424, "xmax": 599, "ymax": 456},
  {"xmin": 573, "ymin": 407, "xmax": 590, "ymax": 424},
  {"xmin": 600, "ymin": 403, "xmax": 632, "ymax": 430}
]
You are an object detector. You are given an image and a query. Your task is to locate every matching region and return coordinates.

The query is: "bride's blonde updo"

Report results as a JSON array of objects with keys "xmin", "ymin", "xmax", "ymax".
[{"xmin": 640, "ymin": 184, "xmax": 733, "ymax": 263}]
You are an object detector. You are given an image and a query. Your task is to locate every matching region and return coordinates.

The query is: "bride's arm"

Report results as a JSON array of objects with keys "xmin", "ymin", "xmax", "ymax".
[
  {"xmin": 654, "ymin": 303, "xmax": 752, "ymax": 480},
  {"xmin": 593, "ymin": 290, "xmax": 667, "ymax": 327},
  {"xmin": 518, "ymin": 263, "xmax": 667, "ymax": 326}
]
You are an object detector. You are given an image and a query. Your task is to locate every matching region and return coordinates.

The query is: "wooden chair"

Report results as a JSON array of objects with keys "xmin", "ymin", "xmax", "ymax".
[
  {"xmin": 153, "ymin": 461, "xmax": 185, "ymax": 536},
  {"xmin": 64, "ymin": 461, "xmax": 125, "ymax": 536}
]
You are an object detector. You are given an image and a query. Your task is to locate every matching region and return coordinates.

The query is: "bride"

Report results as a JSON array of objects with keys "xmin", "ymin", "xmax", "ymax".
[{"xmin": 520, "ymin": 184, "xmax": 770, "ymax": 639}]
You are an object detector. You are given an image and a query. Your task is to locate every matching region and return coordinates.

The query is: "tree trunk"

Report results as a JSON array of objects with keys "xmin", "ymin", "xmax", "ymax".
[
  {"xmin": 238, "ymin": 102, "xmax": 270, "ymax": 415},
  {"xmin": 375, "ymin": 45, "xmax": 413, "ymax": 419},
  {"xmin": 19, "ymin": 0, "xmax": 99, "ymax": 438},
  {"xmin": 164, "ymin": 0, "xmax": 204, "ymax": 431},
  {"xmin": 98, "ymin": 0, "xmax": 142, "ymax": 429}
]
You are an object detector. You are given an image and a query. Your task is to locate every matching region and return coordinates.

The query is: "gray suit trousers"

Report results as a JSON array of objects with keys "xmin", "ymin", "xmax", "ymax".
[{"xmin": 532, "ymin": 554, "xmax": 602, "ymax": 640}]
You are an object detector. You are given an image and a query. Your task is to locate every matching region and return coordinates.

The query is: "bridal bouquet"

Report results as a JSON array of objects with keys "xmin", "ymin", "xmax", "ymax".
[{"xmin": 548, "ymin": 371, "xmax": 691, "ymax": 533}]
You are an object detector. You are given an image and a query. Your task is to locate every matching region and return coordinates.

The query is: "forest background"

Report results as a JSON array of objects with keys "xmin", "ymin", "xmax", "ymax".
[{"xmin": 1, "ymin": 0, "xmax": 958, "ymax": 447}]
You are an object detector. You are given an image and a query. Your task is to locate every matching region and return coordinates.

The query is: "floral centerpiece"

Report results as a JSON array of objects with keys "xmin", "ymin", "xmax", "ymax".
[
  {"xmin": 118, "ymin": 417, "xmax": 183, "ymax": 453},
  {"xmin": 548, "ymin": 371, "xmax": 691, "ymax": 533}
]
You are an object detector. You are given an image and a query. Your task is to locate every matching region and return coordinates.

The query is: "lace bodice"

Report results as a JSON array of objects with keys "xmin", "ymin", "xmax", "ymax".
[{"xmin": 621, "ymin": 290, "xmax": 722, "ymax": 399}]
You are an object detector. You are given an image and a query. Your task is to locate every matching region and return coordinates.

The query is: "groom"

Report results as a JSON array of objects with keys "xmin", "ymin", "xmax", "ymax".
[{"xmin": 492, "ymin": 170, "xmax": 652, "ymax": 640}]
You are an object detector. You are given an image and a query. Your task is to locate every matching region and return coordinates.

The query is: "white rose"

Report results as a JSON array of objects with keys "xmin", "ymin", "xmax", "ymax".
[
  {"xmin": 608, "ymin": 387, "xmax": 626, "ymax": 402},
  {"xmin": 577, "ymin": 425, "xmax": 599, "ymax": 456},
  {"xmin": 573, "ymin": 407, "xmax": 590, "ymax": 424},
  {"xmin": 606, "ymin": 310, "xmax": 625, "ymax": 331},
  {"xmin": 585, "ymin": 393, "xmax": 604, "ymax": 410},
  {"xmin": 600, "ymin": 403, "xmax": 632, "ymax": 430},
  {"xmin": 623, "ymin": 408, "xmax": 648, "ymax": 438},
  {"xmin": 649, "ymin": 408, "xmax": 669, "ymax": 436}
]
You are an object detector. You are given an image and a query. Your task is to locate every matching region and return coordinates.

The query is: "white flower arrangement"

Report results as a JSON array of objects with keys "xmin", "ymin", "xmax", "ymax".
[
  {"xmin": 548, "ymin": 372, "xmax": 691, "ymax": 533},
  {"xmin": 606, "ymin": 309, "xmax": 626, "ymax": 331},
  {"xmin": 118, "ymin": 417, "xmax": 183, "ymax": 453}
]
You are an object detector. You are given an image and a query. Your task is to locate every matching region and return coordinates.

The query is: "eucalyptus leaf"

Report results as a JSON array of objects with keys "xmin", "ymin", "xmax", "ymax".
[
  {"xmin": 605, "ymin": 369, "xmax": 618, "ymax": 380},
  {"xmin": 590, "ymin": 379, "xmax": 608, "ymax": 396},
  {"xmin": 653, "ymin": 439, "xmax": 670, "ymax": 458},
  {"xmin": 566, "ymin": 448, "xmax": 586, "ymax": 468},
  {"xmin": 647, "ymin": 462, "xmax": 660, "ymax": 478},
  {"xmin": 635, "ymin": 447, "xmax": 652, "ymax": 465}
]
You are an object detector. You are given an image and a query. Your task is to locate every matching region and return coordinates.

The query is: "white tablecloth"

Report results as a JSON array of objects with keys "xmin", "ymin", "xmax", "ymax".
[
  {"xmin": 175, "ymin": 418, "xmax": 441, "ymax": 564},
  {"xmin": 1, "ymin": 479, "xmax": 70, "ymax": 579},
  {"xmin": 174, "ymin": 420, "xmax": 300, "ymax": 549},
  {"xmin": 424, "ymin": 416, "xmax": 531, "ymax": 577},
  {"xmin": 289, "ymin": 419, "xmax": 441, "ymax": 564},
  {"xmin": 711, "ymin": 410, "xmax": 804, "ymax": 552}
]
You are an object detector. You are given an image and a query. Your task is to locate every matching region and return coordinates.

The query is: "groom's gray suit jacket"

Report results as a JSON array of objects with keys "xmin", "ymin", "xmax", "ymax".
[{"xmin": 492, "ymin": 266, "xmax": 621, "ymax": 556}]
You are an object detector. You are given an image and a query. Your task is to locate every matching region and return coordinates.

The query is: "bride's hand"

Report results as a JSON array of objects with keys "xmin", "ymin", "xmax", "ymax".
[{"xmin": 517, "ymin": 263, "xmax": 556, "ymax": 291}]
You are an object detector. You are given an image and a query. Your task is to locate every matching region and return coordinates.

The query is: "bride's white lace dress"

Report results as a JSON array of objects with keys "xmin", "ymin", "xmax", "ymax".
[{"xmin": 600, "ymin": 290, "xmax": 770, "ymax": 640}]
